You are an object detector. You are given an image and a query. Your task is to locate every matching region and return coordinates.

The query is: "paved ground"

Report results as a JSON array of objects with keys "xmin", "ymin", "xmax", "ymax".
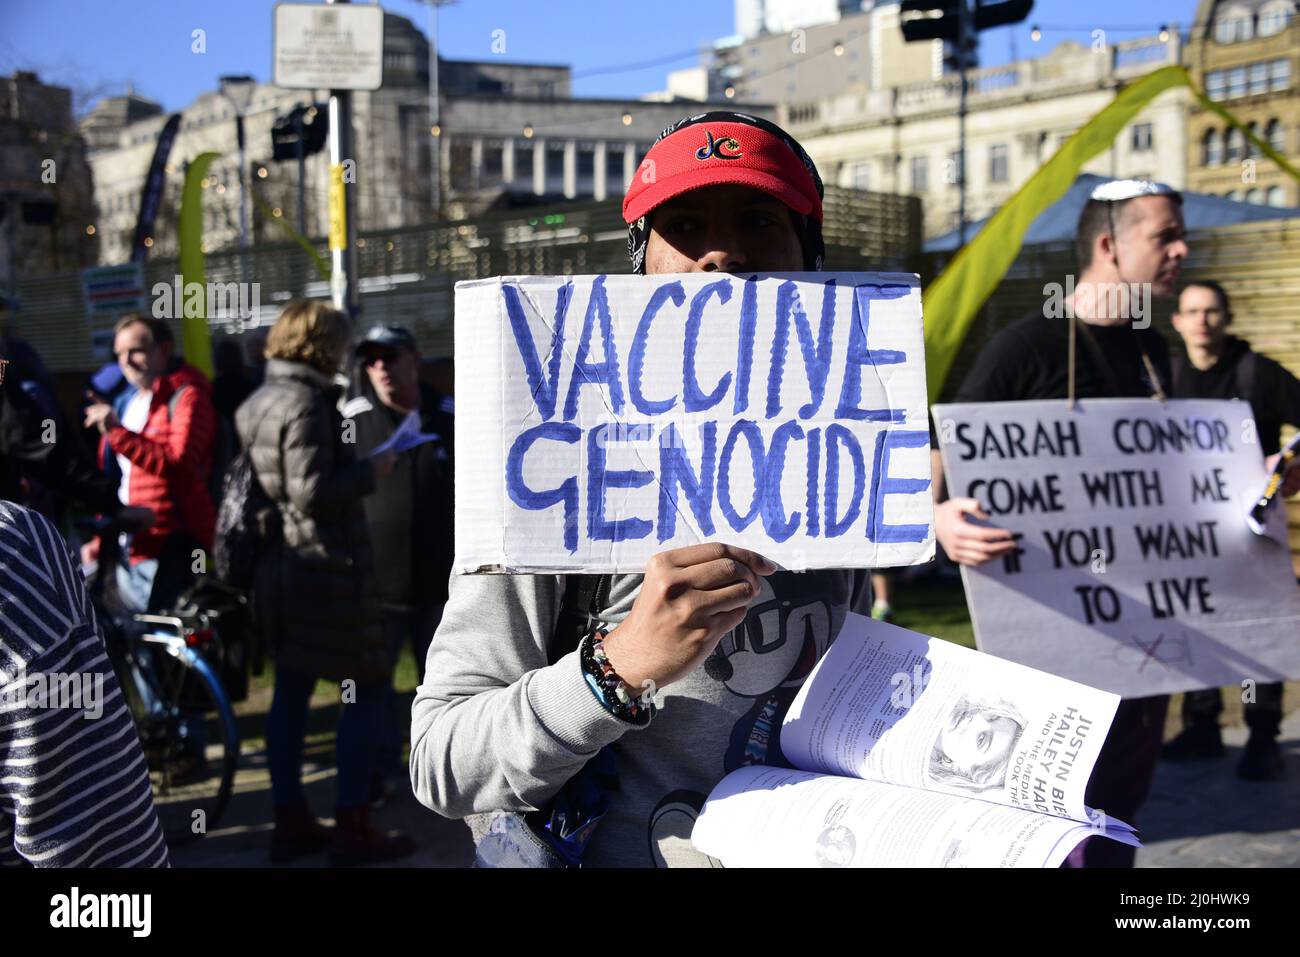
[
  {"xmin": 1137, "ymin": 709, "xmax": 1300, "ymax": 867},
  {"xmin": 168, "ymin": 738, "xmax": 475, "ymax": 868},
  {"xmin": 169, "ymin": 703, "xmax": 1297, "ymax": 868}
]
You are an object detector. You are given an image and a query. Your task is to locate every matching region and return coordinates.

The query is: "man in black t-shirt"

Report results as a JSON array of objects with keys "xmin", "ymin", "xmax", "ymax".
[
  {"xmin": 932, "ymin": 179, "xmax": 1189, "ymax": 867},
  {"xmin": 1163, "ymin": 280, "xmax": 1300, "ymax": 780}
]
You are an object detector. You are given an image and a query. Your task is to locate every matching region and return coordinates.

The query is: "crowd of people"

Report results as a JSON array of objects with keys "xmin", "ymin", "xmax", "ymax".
[
  {"xmin": 1, "ymin": 297, "xmax": 455, "ymax": 867},
  {"xmin": 1, "ymin": 110, "xmax": 1297, "ymax": 869}
]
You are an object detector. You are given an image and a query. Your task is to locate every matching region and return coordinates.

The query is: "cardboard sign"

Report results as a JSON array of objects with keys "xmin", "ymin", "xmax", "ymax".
[
  {"xmin": 934, "ymin": 398, "xmax": 1300, "ymax": 698},
  {"xmin": 456, "ymin": 273, "xmax": 934, "ymax": 573}
]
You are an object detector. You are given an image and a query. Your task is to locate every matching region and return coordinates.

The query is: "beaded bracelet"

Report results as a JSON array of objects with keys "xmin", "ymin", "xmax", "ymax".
[{"xmin": 581, "ymin": 629, "xmax": 655, "ymax": 726}]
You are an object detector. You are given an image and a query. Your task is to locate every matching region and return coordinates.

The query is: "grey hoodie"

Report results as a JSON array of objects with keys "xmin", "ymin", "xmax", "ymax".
[{"xmin": 410, "ymin": 566, "xmax": 870, "ymax": 867}]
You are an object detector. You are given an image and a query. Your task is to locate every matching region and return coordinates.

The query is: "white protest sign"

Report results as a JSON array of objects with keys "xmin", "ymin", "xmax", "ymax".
[
  {"xmin": 934, "ymin": 398, "xmax": 1300, "ymax": 698},
  {"xmin": 456, "ymin": 273, "xmax": 934, "ymax": 573}
]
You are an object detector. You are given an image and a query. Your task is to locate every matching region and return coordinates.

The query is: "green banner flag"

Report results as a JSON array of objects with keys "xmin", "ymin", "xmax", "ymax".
[
  {"xmin": 178, "ymin": 152, "xmax": 219, "ymax": 378},
  {"xmin": 923, "ymin": 65, "xmax": 1300, "ymax": 404}
]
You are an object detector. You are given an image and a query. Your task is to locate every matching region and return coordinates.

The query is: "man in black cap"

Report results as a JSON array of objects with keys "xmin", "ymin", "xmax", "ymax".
[{"xmin": 344, "ymin": 325, "xmax": 455, "ymax": 803}]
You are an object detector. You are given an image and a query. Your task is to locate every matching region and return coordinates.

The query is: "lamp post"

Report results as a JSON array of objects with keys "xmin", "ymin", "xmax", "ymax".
[
  {"xmin": 218, "ymin": 74, "xmax": 256, "ymax": 280},
  {"xmin": 417, "ymin": 0, "xmax": 458, "ymax": 221}
]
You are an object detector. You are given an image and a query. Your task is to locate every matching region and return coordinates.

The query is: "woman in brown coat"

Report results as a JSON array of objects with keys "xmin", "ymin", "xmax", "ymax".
[{"xmin": 236, "ymin": 300, "xmax": 414, "ymax": 866}]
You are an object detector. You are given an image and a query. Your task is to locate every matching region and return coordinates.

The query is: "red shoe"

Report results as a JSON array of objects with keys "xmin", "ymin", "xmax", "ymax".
[
  {"xmin": 329, "ymin": 805, "xmax": 417, "ymax": 867},
  {"xmin": 270, "ymin": 800, "xmax": 333, "ymax": 864}
]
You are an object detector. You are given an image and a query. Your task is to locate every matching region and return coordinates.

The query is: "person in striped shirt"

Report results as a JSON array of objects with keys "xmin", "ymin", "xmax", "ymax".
[{"xmin": 0, "ymin": 500, "xmax": 168, "ymax": 867}]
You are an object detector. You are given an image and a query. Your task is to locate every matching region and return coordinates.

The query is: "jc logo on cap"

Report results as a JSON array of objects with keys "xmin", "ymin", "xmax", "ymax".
[{"xmin": 695, "ymin": 130, "xmax": 743, "ymax": 161}]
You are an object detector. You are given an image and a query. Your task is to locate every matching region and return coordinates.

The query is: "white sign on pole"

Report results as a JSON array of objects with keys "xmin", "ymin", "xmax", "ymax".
[
  {"xmin": 456, "ymin": 273, "xmax": 935, "ymax": 574},
  {"xmin": 273, "ymin": 3, "xmax": 385, "ymax": 91},
  {"xmin": 934, "ymin": 398, "xmax": 1300, "ymax": 698}
]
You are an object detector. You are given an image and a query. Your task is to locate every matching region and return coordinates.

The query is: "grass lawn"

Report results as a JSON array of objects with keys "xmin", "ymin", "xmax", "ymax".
[{"xmin": 889, "ymin": 575, "xmax": 975, "ymax": 648}]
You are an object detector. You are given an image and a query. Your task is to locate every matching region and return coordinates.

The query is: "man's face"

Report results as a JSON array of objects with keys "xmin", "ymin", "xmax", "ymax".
[
  {"xmin": 1109, "ymin": 195, "xmax": 1188, "ymax": 297},
  {"xmin": 362, "ymin": 345, "xmax": 420, "ymax": 409},
  {"xmin": 644, "ymin": 184, "xmax": 805, "ymax": 275},
  {"xmin": 1172, "ymin": 285, "xmax": 1230, "ymax": 352},
  {"xmin": 114, "ymin": 322, "xmax": 169, "ymax": 391}
]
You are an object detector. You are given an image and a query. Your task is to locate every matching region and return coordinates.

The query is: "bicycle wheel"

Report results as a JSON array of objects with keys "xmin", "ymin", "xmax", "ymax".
[{"xmin": 121, "ymin": 631, "xmax": 240, "ymax": 848}]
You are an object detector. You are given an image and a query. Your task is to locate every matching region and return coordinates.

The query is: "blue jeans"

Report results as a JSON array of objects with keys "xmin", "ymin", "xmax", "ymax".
[
  {"xmin": 266, "ymin": 665, "xmax": 387, "ymax": 811},
  {"xmin": 116, "ymin": 557, "xmax": 158, "ymax": 613},
  {"xmin": 376, "ymin": 605, "xmax": 442, "ymax": 783}
]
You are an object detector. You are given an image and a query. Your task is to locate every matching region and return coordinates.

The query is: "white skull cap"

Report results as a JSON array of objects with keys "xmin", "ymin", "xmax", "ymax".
[{"xmin": 1089, "ymin": 178, "xmax": 1179, "ymax": 202}]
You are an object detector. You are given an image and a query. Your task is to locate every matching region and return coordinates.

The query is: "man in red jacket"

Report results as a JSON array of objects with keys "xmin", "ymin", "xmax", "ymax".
[{"xmin": 84, "ymin": 314, "xmax": 217, "ymax": 611}]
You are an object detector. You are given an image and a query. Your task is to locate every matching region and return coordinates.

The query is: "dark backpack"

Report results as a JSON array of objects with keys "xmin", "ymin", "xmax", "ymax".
[
  {"xmin": 212, "ymin": 446, "xmax": 280, "ymax": 590},
  {"xmin": 167, "ymin": 384, "xmax": 238, "ymax": 505}
]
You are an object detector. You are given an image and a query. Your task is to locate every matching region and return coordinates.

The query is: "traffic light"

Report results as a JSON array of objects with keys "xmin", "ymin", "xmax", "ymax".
[
  {"xmin": 900, "ymin": 0, "xmax": 1033, "ymax": 44},
  {"xmin": 974, "ymin": 0, "xmax": 1033, "ymax": 30},
  {"xmin": 899, "ymin": 0, "xmax": 963, "ymax": 43},
  {"xmin": 271, "ymin": 104, "xmax": 329, "ymax": 161}
]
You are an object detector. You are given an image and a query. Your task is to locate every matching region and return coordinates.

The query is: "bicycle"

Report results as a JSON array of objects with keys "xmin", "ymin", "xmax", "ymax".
[{"xmin": 78, "ymin": 516, "xmax": 241, "ymax": 848}]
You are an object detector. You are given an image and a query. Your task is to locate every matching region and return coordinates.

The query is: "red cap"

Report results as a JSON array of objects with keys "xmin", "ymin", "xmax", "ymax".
[{"xmin": 622, "ymin": 121, "xmax": 823, "ymax": 226}]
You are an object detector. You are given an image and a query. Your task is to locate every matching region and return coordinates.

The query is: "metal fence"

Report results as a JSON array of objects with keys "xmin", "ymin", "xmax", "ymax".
[
  {"xmin": 917, "ymin": 216, "xmax": 1300, "ymax": 569},
  {"xmin": 12, "ymin": 184, "xmax": 922, "ymax": 371}
]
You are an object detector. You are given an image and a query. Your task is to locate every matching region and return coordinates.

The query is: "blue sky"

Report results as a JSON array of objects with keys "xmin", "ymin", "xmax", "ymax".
[{"xmin": 2, "ymin": 0, "xmax": 1203, "ymax": 114}]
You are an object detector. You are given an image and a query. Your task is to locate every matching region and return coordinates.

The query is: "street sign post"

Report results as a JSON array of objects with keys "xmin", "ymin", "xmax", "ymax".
[
  {"xmin": 274, "ymin": 1, "xmax": 374, "ymax": 317},
  {"xmin": 273, "ymin": 2, "xmax": 385, "ymax": 91}
]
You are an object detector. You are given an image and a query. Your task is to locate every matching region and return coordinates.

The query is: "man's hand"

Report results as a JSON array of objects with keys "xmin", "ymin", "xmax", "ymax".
[
  {"xmin": 83, "ymin": 400, "xmax": 120, "ymax": 434},
  {"xmin": 601, "ymin": 543, "xmax": 775, "ymax": 693},
  {"xmin": 1265, "ymin": 452, "xmax": 1300, "ymax": 499},
  {"xmin": 371, "ymin": 448, "xmax": 398, "ymax": 480},
  {"xmin": 935, "ymin": 497, "xmax": 1018, "ymax": 566}
]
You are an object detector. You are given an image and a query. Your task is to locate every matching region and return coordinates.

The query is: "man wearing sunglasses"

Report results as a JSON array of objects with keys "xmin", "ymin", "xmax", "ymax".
[{"xmin": 346, "ymin": 325, "xmax": 455, "ymax": 806}]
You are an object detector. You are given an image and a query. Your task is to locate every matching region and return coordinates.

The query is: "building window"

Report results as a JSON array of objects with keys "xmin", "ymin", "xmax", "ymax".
[
  {"xmin": 1228, "ymin": 66, "xmax": 1248, "ymax": 98},
  {"xmin": 1250, "ymin": 62, "xmax": 1270, "ymax": 95},
  {"xmin": 1271, "ymin": 58, "xmax": 1292, "ymax": 91},
  {"xmin": 1228, "ymin": 189, "xmax": 1245, "ymax": 201},
  {"xmin": 911, "ymin": 155, "xmax": 929, "ymax": 193},
  {"xmin": 947, "ymin": 149, "xmax": 965, "ymax": 187},
  {"xmin": 850, "ymin": 162, "xmax": 869, "ymax": 190},
  {"xmin": 576, "ymin": 145, "xmax": 595, "ymax": 196},
  {"xmin": 1258, "ymin": 4, "xmax": 1290, "ymax": 37},
  {"xmin": 1206, "ymin": 70, "xmax": 1226, "ymax": 101},
  {"xmin": 1203, "ymin": 128, "xmax": 1223, "ymax": 165},
  {"xmin": 514, "ymin": 141, "xmax": 534, "ymax": 183},
  {"xmin": 1226, "ymin": 126, "xmax": 1245, "ymax": 162},
  {"xmin": 1131, "ymin": 122, "xmax": 1154, "ymax": 152},
  {"xmin": 545, "ymin": 142, "xmax": 565, "ymax": 191},
  {"xmin": 1267, "ymin": 185, "xmax": 1287, "ymax": 206},
  {"xmin": 482, "ymin": 142, "xmax": 504, "ymax": 186},
  {"xmin": 988, "ymin": 143, "xmax": 1008, "ymax": 183},
  {"xmin": 449, "ymin": 141, "xmax": 472, "ymax": 189},
  {"xmin": 605, "ymin": 145, "xmax": 625, "ymax": 190},
  {"xmin": 1215, "ymin": 9, "xmax": 1254, "ymax": 43},
  {"xmin": 1267, "ymin": 118, "xmax": 1285, "ymax": 152},
  {"xmin": 1246, "ymin": 187, "xmax": 1264, "ymax": 204},
  {"xmin": 1245, "ymin": 121, "xmax": 1261, "ymax": 156}
]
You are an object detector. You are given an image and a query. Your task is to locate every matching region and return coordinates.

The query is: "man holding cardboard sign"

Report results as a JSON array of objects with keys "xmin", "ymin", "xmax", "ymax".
[
  {"xmin": 412, "ymin": 113, "xmax": 933, "ymax": 866},
  {"xmin": 932, "ymin": 180, "xmax": 1187, "ymax": 867}
]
